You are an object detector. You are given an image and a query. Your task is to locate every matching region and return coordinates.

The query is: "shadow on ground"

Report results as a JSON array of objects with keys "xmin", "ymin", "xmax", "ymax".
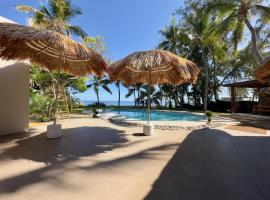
[
  {"xmin": 1, "ymin": 126, "xmax": 128, "ymax": 164},
  {"xmin": 145, "ymin": 128, "xmax": 270, "ymax": 200},
  {"xmin": 0, "ymin": 128, "xmax": 38, "ymax": 144},
  {"xmin": 0, "ymin": 126, "xmax": 128, "ymax": 193}
]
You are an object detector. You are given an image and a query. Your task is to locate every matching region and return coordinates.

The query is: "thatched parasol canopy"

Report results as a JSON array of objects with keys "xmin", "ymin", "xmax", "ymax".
[
  {"xmin": 0, "ymin": 22, "xmax": 107, "ymax": 76},
  {"xmin": 107, "ymin": 50, "xmax": 200, "ymax": 128},
  {"xmin": 107, "ymin": 50, "xmax": 200, "ymax": 86},
  {"xmin": 255, "ymin": 59, "xmax": 270, "ymax": 83}
]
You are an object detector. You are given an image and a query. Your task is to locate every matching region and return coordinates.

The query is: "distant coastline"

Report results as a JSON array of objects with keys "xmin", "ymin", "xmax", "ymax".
[{"xmin": 81, "ymin": 101, "xmax": 135, "ymax": 106}]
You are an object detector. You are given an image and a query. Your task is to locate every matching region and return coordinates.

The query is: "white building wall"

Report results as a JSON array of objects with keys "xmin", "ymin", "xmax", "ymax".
[{"xmin": 0, "ymin": 16, "xmax": 29, "ymax": 135}]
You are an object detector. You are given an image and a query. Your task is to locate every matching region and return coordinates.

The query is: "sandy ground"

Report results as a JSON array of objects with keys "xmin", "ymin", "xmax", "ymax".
[{"xmin": 0, "ymin": 116, "xmax": 270, "ymax": 200}]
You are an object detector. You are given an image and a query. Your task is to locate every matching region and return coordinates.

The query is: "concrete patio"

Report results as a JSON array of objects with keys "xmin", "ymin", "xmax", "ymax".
[{"xmin": 0, "ymin": 117, "xmax": 270, "ymax": 200}]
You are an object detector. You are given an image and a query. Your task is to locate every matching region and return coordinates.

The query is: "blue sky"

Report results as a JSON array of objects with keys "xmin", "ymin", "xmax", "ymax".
[{"xmin": 0, "ymin": 0, "xmax": 183, "ymax": 102}]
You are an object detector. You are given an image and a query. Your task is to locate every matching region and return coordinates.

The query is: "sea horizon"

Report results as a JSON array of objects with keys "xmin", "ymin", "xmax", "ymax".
[{"xmin": 81, "ymin": 100, "xmax": 135, "ymax": 106}]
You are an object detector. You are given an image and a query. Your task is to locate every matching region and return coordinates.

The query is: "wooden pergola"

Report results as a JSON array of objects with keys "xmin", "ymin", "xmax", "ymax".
[{"xmin": 223, "ymin": 80, "xmax": 270, "ymax": 113}]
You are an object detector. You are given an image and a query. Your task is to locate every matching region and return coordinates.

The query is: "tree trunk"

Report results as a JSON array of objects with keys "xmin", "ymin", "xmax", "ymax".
[
  {"xmin": 118, "ymin": 85, "xmax": 120, "ymax": 108},
  {"xmin": 244, "ymin": 18, "xmax": 264, "ymax": 64},
  {"xmin": 180, "ymin": 86, "xmax": 184, "ymax": 108},
  {"xmin": 96, "ymin": 92, "xmax": 99, "ymax": 109},
  {"xmin": 134, "ymin": 91, "xmax": 136, "ymax": 107},
  {"xmin": 202, "ymin": 47, "xmax": 208, "ymax": 113}
]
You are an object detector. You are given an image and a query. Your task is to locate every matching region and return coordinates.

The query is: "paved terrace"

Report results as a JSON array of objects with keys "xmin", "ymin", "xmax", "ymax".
[{"xmin": 0, "ymin": 117, "xmax": 270, "ymax": 200}]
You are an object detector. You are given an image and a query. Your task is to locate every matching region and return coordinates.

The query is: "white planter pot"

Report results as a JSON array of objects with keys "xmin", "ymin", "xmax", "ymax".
[
  {"xmin": 143, "ymin": 124, "xmax": 154, "ymax": 136},
  {"xmin": 47, "ymin": 124, "xmax": 62, "ymax": 139}
]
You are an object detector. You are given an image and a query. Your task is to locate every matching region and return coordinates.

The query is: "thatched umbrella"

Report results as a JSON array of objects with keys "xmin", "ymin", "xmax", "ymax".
[
  {"xmin": 0, "ymin": 22, "xmax": 107, "ymax": 137},
  {"xmin": 107, "ymin": 50, "xmax": 200, "ymax": 134},
  {"xmin": 255, "ymin": 59, "xmax": 270, "ymax": 83}
]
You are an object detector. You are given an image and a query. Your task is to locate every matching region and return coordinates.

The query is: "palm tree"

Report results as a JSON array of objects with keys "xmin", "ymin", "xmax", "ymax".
[
  {"xmin": 125, "ymin": 85, "xmax": 137, "ymax": 107},
  {"xmin": 138, "ymin": 85, "xmax": 161, "ymax": 108},
  {"xmin": 159, "ymin": 17, "xmax": 190, "ymax": 56},
  {"xmin": 87, "ymin": 76, "xmax": 112, "ymax": 108},
  {"xmin": 16, "ymin": 0, "xmax": 87, "ymax": 38},
  {"xmin": 207, "ymin": 0, "xmax": 270, "ymax": 64},
  {"xmin": 115, "ymin": 80, "xmax": 121, "ymax": 109},
  {"xmin": 184, "ymin": 9, "xmax": 226, "ymax": 112}
]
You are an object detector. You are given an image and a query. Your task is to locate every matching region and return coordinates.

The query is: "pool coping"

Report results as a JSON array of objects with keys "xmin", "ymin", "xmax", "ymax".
[{"xmin": 98, "ymin": 112, "xmax": 225, "ymax": 131}]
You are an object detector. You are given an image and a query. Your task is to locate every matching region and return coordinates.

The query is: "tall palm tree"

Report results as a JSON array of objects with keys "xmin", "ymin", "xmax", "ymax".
[
  {"xmin": 87, "ymin": 76, "xmax": 112, "ymax": 108},
  {"xmin": 207, "ymin": 0, "xmax": 270, "ymax": 64},
  {"xmin": 138, "ymin": 85, "xmax": 161, "ymax": 108},
  {"xmin": 125, "ymin": 85, "xmax": 137, "ymax": 107},
  {"xmin": 115, "ymin": 80, "xmax": 121, "ymax": 109},
  {"xmin": 159, "ymin": 17, "xmax": 190, "ymax": 56},
  {"xmin": 16, "ymin": 0, "xmax": 87, "ymax": 38},
  {"xmin": 184, "ymin": 9, "xmax": 226, "ymax": 112}
]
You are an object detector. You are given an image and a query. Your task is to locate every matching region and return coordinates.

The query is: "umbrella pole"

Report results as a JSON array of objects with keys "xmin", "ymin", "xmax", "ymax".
[
  {"xmin": 147, "ymin": 71, "xmax": 151, "ymax": 125},
  {"xmin": 54, "ymin": 56, "xmax": 61, "ymax": 125}
]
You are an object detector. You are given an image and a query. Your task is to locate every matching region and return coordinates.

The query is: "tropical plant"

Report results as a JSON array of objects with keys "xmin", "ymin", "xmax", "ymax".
[
  {"xmin": 29, "ymin": 65, "xmax": 87, "ymax": 120},
  {"xmin": 16, "ymin": 0, "xmax": 87, "ymax": 38},
  {"xmin": 137, "ymin": 85, "xmax": 162, "ymax": 108},
  {"xmin": 125, "ymin": 85, "xmax": 137, "ymax": 107},
  {"xmin": 180, "ymin": 7, "xmax": 227, "ymax": 112},
  {"xmin": 206, "ymin": 0, "xmax": 270, "ymax": 64},
  {"xmin": 115, "ymin": 80, "xmax": 122, "ymax": 109},
  {"xmin": 87, "ymin": 76, "xmax": 112, "ymax": 108},
  {"xmin": 206, "ymin": 110, "xmax": 213, "ymax": 124}
]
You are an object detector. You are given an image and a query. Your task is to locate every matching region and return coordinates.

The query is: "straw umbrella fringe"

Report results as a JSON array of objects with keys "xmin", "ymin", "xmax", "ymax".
[
  {"xmin": 0, "ymin": 22, "xmax": 107, "ymax": 124},
  {"xmin": 0, "ymin": 23, "xmax": 107, "ymax": 76},
  {"xmin": 107, "ymin": 50, "xmax": 200, "ymax": 124}
]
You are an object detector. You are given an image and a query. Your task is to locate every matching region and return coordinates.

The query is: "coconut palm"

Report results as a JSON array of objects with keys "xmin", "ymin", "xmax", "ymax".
[
  {"xmin": 183, "ymin": 9, "xmax": 226, "ymax": 112},
  {"xmin": 16, "ymin": 0, "xmax": 87, "ymax": 38},
  {"xmin": 125, "ymin": 85, "xmax": 137, "ymax": 107},
  {"xmin": 87, "ymin": 76, "xmax": 112, "ymax": 108},
  {"xmin": 138, "ymin": 85, "xmax": 161, "ymax": 108},
  {"xmin": 206, "ymin": 0, "xmax": 270, "ymax": 64},
  {"xmin": 115, "ymin": 80, "xmax": 121, "ymax": 109},
  {"xmin": 159, "ymin": 18, "xmax": 180, "ymax": 54}
]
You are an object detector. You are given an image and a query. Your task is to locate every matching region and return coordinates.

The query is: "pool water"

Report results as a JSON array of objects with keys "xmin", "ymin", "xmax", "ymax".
[{"xmin": 109, "ymin": 109, "xmax": 206, "ymax": 121}]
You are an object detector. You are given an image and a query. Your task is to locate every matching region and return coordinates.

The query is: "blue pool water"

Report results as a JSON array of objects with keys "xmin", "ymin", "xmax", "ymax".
[{"xmin": 109, "ymin": 109, "xmax": 206, "ymax": 121}]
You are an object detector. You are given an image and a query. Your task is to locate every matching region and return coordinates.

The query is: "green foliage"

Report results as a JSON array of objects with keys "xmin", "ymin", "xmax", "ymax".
[
  {"xmin": 30, "ymin": 93, "xmax": 54, "ymax": 122},
  {"xmin": 29, "ymin": 65, "xmax": 88, "ymax": 121},
  {"xmin": 87, "ymin": 76, "xmax": 112, "ymax": 108},
  {"xmin": 84, "ymin": 36, "xmax": 107, "ymax": 54},
  {"xmin": 92, "ymin": 107, "xmax": 98, "ymax": 118},
  {"xmin": 16, "ymin": 0, "xmax": 87, "ymax": 38},
  {"xmin": 206, "ymin": 111, "xmax": 213, "ymax": 124}
]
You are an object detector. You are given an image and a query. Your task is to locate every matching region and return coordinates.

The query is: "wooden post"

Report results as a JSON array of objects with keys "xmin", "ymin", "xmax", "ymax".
[
  {"xmin": 231, "ymin": 86, "xmax": 236, "ymax": 113},
  {"xmin": 54, "ymin": 66, "xmax": 61, "ymax": 124},
  {"xmin": 147, "ymin": 71, "xmax": 151, "ymax": 124}
]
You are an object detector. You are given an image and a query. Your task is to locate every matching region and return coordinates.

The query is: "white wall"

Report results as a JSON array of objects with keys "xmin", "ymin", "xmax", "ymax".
[{"xmin": 0, "ymin": 16, "xmax": 29, "ymax": 135}]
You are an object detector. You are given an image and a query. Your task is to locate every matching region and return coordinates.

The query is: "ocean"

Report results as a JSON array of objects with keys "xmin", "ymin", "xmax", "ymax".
[{"xmin": 81, "ymin": 101, "xmax": 135, "ymax": 106}]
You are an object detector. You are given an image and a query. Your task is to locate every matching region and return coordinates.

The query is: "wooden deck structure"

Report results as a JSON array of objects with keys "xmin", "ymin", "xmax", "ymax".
[{"xmin": 223, "ymin": 80, "xmax": 270, "ymax": 113}]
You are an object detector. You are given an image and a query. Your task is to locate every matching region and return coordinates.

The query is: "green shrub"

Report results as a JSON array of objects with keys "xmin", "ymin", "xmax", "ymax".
[
  {"xmin": 92, "ymin": 107, "xmax": 98, "ymax": 118},
  {"xmin": 206, "ymin": 111, "xmax": 213, "ymax": 124},
  {"xmin": 30, "ymin": 93, "xmax": 53, "ymax": 121}
]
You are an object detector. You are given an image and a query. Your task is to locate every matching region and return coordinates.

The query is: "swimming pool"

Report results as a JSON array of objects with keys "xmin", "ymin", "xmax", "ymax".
[{"xmin": 109, "ymin": 109, "xmax": 206, "ymax": 121}]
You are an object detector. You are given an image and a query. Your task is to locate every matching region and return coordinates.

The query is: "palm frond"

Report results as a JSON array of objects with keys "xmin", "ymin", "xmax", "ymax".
[
  {"xmin": 252, "ymin": 5, "xmax": 270, "ymax": 23},
  {"xmin": 206, "ymin": 0, "xmax": 237, "ymax": 14},
  {"xmin": 102, "ymin": 85, "xmax": 112, "ymax": 94}
]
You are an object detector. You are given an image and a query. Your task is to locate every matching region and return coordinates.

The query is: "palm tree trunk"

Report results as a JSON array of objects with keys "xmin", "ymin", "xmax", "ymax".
[
  {"xmin": 118, "ymin": 85, "xmax": 120, "ymax": 109},
  {"xmin": 244, "ymin": 18, "xmax": 264, "ymax": 64},
  {"xmin": 202, "ymin": 47, "xmax": 208, "ymax": 113},
  {"xmin": 96, "ymin": 92, "xmax": 99, "ymax": 109},
  {"xmin": 133, "ymin": 91, "xmax": 136, "ymax": 107}
]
